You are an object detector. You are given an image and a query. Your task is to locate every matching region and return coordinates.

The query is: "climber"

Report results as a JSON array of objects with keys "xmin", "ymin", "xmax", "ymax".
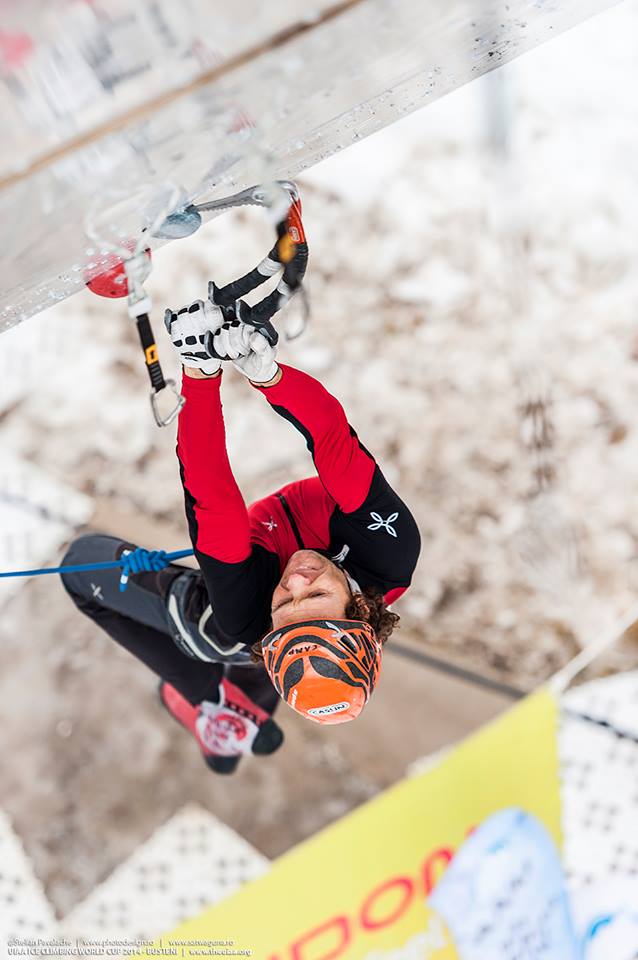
[{"xmin": 60, "ymin": 295, "xmax": 421, "ymax": 774}]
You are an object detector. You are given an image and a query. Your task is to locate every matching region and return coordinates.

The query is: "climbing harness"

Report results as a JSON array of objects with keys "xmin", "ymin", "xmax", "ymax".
[
  {"xmin": 85, "ymin": 180, "xmax": 309, "ymax": 426},
  {"xmin": 0, "ymin": 547, "xmax": 193, "ymax": 593}
]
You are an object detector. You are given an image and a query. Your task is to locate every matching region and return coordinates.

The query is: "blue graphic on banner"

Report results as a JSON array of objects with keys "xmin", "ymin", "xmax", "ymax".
[
  {"xmin": 430, "ymin": 808, "xmax": 578, "ymax": 960},
  {"xmin": 572, "ymin": 876, "xmax": 638, "ymax": 960}
]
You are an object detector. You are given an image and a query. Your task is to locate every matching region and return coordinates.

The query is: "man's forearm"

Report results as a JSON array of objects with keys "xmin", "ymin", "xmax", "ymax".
[
  {"xmin": 183, "ymin": 365, "xmax": 222, "ymax": 380},
  {"xmin": 183, "ymin": 364, "xmax": 282, "ymax": 387},
  {"xmin": 252, "ymin": 364, "xmax": 375, "ymax": 513},
  {"xmin": 177, "ymin": 370, "xmax": 250, "ymax": 563},
  {"xmin": 251, "ymin": 366, "xmax": 282, "ymax": 388}
]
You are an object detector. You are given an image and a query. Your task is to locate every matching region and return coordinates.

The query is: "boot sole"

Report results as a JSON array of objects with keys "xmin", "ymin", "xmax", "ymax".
[{"xmin": 157, "ymin": 681, "xmax": 240, "ymax": 775}]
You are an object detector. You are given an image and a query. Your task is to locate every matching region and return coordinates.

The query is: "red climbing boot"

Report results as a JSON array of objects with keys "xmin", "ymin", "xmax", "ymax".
[{"xmin": 159, "ymin": 678, "xmax": 284, "ymax": 774}]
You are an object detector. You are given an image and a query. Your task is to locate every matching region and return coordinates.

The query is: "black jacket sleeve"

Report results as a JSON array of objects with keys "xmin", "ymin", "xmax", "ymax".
[{"xmin": 330, "ymin": 465, "xmax": 421, "ymax": 601}]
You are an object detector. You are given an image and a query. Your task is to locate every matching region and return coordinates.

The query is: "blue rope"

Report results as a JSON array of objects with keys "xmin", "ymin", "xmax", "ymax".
[{"xmin": 0, "ymin": 547, "xmax": 194, "ymax": 592}]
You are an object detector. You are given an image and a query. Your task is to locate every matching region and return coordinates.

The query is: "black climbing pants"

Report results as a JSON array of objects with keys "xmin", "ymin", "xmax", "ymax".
[{"xmin": 60, "ymin": 534, "xmax": 278, "ymax": 712}]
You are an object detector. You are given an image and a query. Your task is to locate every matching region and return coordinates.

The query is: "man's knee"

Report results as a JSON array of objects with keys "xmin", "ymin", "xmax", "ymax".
[{"xmin": 60, "ymin": 533, "xmax": 130, "ymax": 606}]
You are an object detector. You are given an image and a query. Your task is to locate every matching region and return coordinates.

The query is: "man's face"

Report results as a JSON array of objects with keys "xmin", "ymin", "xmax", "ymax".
[{"xmin": 270, "ymin": 549, "xmax": 352, "ymax": 630}]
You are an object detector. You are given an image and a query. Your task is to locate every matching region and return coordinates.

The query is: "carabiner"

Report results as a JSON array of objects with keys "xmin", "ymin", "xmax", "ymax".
[{"xmin": 150, "ymin": 378, "xmax": 185, "ymax": 428}]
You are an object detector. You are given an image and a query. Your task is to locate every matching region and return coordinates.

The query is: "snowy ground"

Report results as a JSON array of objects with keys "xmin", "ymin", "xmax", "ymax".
[{"xmin": 2, "ymin": 0, "xmax": 638, "ymax": 912}]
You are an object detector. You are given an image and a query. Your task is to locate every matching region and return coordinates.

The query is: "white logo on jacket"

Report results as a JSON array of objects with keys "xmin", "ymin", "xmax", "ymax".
[{"xmin": 367, "ymin": 511, "xmax": 399, "ymax": 538}]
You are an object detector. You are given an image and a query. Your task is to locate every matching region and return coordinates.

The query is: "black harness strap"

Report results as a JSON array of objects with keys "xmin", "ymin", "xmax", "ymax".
[
  {"xmin": 135, "ymin": 311, "xmax": 166, "ymax": 392},
  {"xmin": 276, "ymin": 493, "xmax": 305, "ymax": 550}
]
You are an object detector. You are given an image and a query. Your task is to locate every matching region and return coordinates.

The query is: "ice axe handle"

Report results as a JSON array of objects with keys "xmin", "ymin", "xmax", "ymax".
[{"xmin": 236, "ymin": 300, "xmax": 279, "ymax": 348}]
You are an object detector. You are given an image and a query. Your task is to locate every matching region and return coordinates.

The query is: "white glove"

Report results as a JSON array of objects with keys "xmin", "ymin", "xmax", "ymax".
[
  {"xmin": 232, "ymin": 330, "xmax": 279, "ymax": 383},
  {"xmin": 208, "ymin": 319, "xmax": 253, "ymax": 361},
  {"xmin": 164, "ymin": 299, "xmax": 223, "ymax": 376}
]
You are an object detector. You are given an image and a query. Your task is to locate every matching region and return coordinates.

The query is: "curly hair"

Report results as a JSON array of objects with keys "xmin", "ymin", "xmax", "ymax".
[
  {"xmin": 345, "ymin": 587, "xmax": 400, "ymax": 645},
  {"xmin": 250, "ymin": 587, "xmax": 399, "ymax": 662}
]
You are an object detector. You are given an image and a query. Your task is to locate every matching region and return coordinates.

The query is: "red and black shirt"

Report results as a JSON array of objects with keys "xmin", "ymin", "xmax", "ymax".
[{"xmin": 177, "ymin": 364, "xmax": 421, "ymax": 649}]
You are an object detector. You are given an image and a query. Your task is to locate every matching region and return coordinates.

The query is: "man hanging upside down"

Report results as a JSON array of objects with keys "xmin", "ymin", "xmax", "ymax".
[{"xmin": 61, "ymin": 297, "xmax": 421, "ymax": 773}]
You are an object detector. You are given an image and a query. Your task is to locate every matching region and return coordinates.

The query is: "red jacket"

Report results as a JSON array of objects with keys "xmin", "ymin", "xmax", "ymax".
[{"xmin": 177, "ymin": 365, "xmax": 420, "ymax": 648}]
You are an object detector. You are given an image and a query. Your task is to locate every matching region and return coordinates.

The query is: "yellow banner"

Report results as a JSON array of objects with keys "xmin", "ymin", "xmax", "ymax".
[{"xmin": 142, "ymin": 689, "xmax": 560, "ymax": 960}]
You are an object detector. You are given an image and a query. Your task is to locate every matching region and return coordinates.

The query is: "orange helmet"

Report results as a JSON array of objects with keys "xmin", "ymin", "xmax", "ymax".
[{"xmin": 261, "ymin": 619, "xmax": 382, "ymax": 724}]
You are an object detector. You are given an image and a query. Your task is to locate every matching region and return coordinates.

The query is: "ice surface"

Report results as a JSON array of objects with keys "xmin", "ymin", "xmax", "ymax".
[{"xmin": 0, "ymin": 0, "xmax": 621, "ymax": 331}]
